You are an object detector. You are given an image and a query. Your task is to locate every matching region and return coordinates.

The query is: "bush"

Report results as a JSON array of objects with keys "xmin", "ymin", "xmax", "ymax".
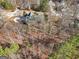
[
  {"xmin": 49, "ymin": 35, "xmax": 79, "ymax": 59},
  {"xmin": 0, "ymin": 0, "xmax": 14, "ymax": 10},
  {"xmin": 0, "ymin": 43, "xmax": 19, "ymax": 56},
  {"xmin": 39, "ymin": 0, "xmax": 49, "ymax": 12}
]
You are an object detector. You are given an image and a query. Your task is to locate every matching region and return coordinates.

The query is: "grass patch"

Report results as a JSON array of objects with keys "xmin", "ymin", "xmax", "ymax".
[{"xmin": 49, "ymin": 35, "xmax": 79, "ymax": 59}]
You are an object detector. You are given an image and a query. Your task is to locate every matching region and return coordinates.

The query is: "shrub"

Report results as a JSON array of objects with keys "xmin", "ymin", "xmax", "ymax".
[
  {"xmin": 0, "ymin": 0, "xmax": 14, "ymax": 10},
  {"xmin": 0, "ymin": 43, "xmax": 19, "ymax": 56},
  {"xmin": 39, "ymin": 0, "xmax": 49, "ymax": 12},
  {"xmin": 49, "ymin": 35, "xmax": 79, "ymax": 59}
]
